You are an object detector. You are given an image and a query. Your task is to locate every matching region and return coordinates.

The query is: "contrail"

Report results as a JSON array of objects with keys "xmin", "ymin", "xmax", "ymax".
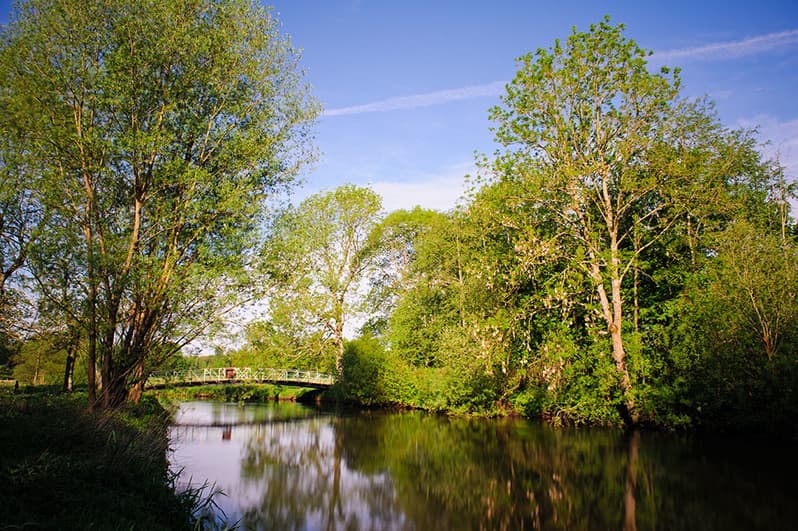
[
  {"xmin": 324, "ymin": 80, "xmax": 506, "ymax": 117},
  {"xmin": 653, "ymin": 29, "xmax": 798, "ymax": 61},
  {"xmin": 323, "ymin": 29, "xmax": 798, "ymax": 117}
]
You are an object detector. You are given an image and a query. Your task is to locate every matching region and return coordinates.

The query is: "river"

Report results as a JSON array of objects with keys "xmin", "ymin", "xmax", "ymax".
[{"xmin": 168, "ymin": 400, "xmax": 797, "ymax": 530}]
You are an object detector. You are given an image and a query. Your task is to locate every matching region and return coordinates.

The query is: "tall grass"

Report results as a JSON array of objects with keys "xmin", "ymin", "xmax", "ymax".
[{"xmin": 0, "ymin": 389, "xmax": 194, "ymax": 529}]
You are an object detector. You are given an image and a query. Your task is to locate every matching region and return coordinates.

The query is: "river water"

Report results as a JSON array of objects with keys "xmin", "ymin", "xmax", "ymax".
[{"xmin": 168, "ymin": 401, "xmax": 797, "ymax": 530}]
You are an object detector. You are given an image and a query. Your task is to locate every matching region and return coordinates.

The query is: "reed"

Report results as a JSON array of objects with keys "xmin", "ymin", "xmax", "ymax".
[{"xmin": 0, "ymin": 388, "xmax": 195, "ymax": 529}]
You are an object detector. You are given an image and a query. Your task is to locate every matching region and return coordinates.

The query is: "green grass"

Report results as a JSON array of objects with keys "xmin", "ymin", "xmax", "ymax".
[{"xmin": 0, "ymin": 388, "xmax": 195, "ymax": 530}]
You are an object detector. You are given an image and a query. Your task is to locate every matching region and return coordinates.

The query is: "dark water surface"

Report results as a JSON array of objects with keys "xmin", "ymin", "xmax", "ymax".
[{"xmin": 169, "ymin": 401, "xmax": 797, "ymax": 530}]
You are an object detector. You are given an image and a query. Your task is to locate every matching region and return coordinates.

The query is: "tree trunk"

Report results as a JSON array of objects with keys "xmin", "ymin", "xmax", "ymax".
[
  {"xmin": 127, "ymin": 359, "xmax": 145, "ymax": 403},
  {"xmin": 62, "ymin": 327, "xmax": 81, "ymax": 392},
  {"xmin": 592, "ymin": 259, "xmax": 635, "ymax": 424},
  {"xmin": 86, "ymin": 239, "xmax": 97, "ymax": 411},
  {"xmin": 87, "ymin": 317, "xmax": 97, "ymax": 411},
  {"xmin": 63, "ymin": 352, "xmax": 75, "ymax": 392},
  {"xmin": 609, "ymin": 224, "xmax": 635, "ymax": 423},
  {"xmin": 32, "ymin": 348, "xmax": 42, "ymax": 385},
  {"xmin": 333, "ymin": 301, "xmax": 346, "ymax": 380},
  {"xmin": 101, "ymin": 343, "xmax": 113, "ymax": 409},
  {"xmin": 334, "ymin": 331, "xmax": 344, "ymax": 381},
  {"xmin": 611, "ymin": 276, "xmax": 635, "ymax": 423},
  {"xmin": 127, "ymin": 381, "xmax": 144, "ymax": 403},
  {"xmin": 99, "ymin": 339, "xmax": 131, "ymax": 410},
  {"xmin": 100, "ymin": 308, "xmax": 123, "ymax": 408}
]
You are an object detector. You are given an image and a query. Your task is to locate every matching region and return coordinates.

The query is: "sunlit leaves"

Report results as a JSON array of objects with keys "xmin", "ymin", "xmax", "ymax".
[
  {"xmin": 0, "ymin": 0, "xmax": 318, "ymax": 405},
  {"xmin": 260, "ymin": 185, "xmax": 383, "ymax": 376}
]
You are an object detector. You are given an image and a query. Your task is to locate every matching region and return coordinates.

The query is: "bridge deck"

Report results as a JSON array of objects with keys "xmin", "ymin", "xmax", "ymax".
[{"xmin": 145, "ymin": 367, "xmax": 335, "ymax": 390}]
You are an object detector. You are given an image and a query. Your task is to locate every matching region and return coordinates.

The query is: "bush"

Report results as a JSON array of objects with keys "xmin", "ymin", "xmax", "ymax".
[{"xmin": 341, "ymin": 335, "xmax": 389, "ymax": 405}]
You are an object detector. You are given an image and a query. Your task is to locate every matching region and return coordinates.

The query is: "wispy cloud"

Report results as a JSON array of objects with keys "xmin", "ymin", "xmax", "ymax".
[
  {"xmin": 654, "ymin": 29, "xmax": 798, "ymax": 62},
  {"xmin": 324, "ymin": 29, "xmax": 798, "ymax": 118},
  {"xmin": 324, "ymin": 80, "xmax": 506, "ymax": 117}
]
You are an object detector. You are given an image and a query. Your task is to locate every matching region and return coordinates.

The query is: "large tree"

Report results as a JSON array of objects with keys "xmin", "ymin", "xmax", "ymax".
[
  {"xmin": 0, "ymin": 0, "xmax": 318, "ymax": 408},
  {"xmin": 487, "ymin": 18, "xmax": 770, "ymax": 421},
  {"xmin": 261, "ymin": 185, "xmax": 383, "ymax": 377},
  {"xmin": 0, "ymin": 127, "xmax": 47, "ymax": 334}
]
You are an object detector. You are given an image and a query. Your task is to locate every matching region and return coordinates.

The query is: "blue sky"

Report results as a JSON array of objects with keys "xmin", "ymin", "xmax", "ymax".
[
  {"xmin": 268, "ymin": 0, "xmax": 798, "ymax": 211},
  {"xmin": 2, "ymin": 1, "xmax": 797, "ymax": 212}
]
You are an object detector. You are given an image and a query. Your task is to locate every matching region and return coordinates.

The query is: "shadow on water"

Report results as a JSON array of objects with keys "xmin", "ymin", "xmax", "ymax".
[{"xmin": 169, "ymin": 402, "xmax": 798, "ymax": 530}]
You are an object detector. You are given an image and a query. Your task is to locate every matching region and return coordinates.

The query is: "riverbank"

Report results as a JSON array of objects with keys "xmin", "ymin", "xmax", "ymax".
[{"xmin": 0, "ymin": 388, "xmax": 194, "ymax": 530}]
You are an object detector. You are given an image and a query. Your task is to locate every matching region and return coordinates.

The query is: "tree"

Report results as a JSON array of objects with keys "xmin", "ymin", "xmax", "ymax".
[
  {"xmin": 487, "ymin": 17, "xmax": 766, "ymax": 421},
  {"xmin": 0, "ymin": 0, "xmax": 318, "ymax": 408},
  {"xmin": 670, "ymin": 220, "xmax": 798, "ymax": 430},
  {"xmin": 701, "ymin": 221, "xmax": 797, "ymax": 360},
  {"xmin": 262, "ymin": 185, "xmax": 382, "ymax": 377},
  {"xmin": 385, "ymin": 210, "xmax": 473, "ymax": 368},
  {"xmin": 11, "ymin": 332, "xmax": 84, "ymax": 386},
  {"xmin": 0, "ymin": 128, "xmax": 47, "ymax": 335},
  {"xmin": 365, "ymin": 207, "xmax": 447, "ymax": 334}
]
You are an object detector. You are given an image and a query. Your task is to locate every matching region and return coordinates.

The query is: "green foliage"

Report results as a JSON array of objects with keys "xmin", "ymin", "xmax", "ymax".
[
  {"xmin": 366, "ymin": 207, "xmax": 450, "ymax": 324},
  {"xmin": 157, "ymin": 350, "xmax": 194, "ymax": 374},
  {"xmin": 668, "ymin": 222, "xmax": 798, "ymax": 432},
  {"xmin": 388, "ymin": 280, "xmax": 456, "ymax": 367},
  {"xmin": 340, "ymin": 335, "xmax": 389, "ymax": 405},
  {"xmin": 0, "ymin": 390, "xmax": 194, "ymax": 529},
  {"xmin": 0, "ymin": 0, "xmax": 318, "ymax": 407},
  {"xmin": 6, "ymin": 331, "xmax": 88, "ymax": 388},
  {"xmin": 260, "ymin": 185, "xmax": 383, "ymax": 376},
  {"xmin": 11, "ymin": 335, "xmax": 66, "ymax": 386},
  {"xmin": 0, "ymin": 131, "xmax": 45, "ymax": 331},
  {"xmin": 338, "ymin": 334, "xmax": 443, "ymax": 409},
  {"xmin": 511, "ymin": 328, "xmax": 623, "ymax": 426},
  {"xmin": 0, "ymin": 332, "xmax": 15, "ymax": 379},
  {"xmin": 241, "ymin": 313, "xmax": 337, "ymax": 373},
  {"xmin": 351, "ymin": 18, "xmax": 798, "ymax": 432}
]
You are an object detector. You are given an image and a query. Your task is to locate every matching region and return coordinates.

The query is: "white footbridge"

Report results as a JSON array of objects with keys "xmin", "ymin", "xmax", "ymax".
[{"xmin": 145, "ymin": 367, "xmax": 335, "ymax": 390}]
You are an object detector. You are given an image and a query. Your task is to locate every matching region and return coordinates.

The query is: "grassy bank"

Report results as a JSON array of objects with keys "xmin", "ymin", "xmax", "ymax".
[{"xmin": 0, "ymin": 388, "xmax": 194, "ymax": 530}]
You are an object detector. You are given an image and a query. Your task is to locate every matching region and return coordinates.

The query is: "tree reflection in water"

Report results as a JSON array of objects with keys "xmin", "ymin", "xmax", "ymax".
[
  {"xmin": 171, "ymin": 403, "xmax": 798, "ymax": 530},
  {"xmin": 239, "ymin": 415, "xmax": 404, "ymax": 530}
]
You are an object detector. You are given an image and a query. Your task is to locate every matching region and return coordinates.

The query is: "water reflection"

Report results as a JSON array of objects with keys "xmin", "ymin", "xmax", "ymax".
[{"xmin": 169, "ymin": 402, "xmax": 798, "ymax": 530}]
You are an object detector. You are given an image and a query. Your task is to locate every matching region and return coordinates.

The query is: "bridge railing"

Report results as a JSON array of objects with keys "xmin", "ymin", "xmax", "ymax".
[{"xmin": 145, "ymin": 367, "xmax": 336, "ymax": 388}]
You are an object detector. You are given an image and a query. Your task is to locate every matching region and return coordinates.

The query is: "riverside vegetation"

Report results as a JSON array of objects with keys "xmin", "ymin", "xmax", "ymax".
[
  {"xmin": 2, "ymin": 9, "xmax": 796, "ymax": 432},
  {"xmin": 1, "ymin": 5, "xmax": 796, "ymax": 527},
  {"xmin": 0, "ymin": 0, "xmax": 317, "ymax": 528},
  {"xmin": 0, "ymin": 387, "xmax": 196, "ymax": 529},
  {"xmin": 245, "ymin": 19, "xmax": 798, "ymax": 433},
  {"xmin": 0, "ymin": 7, "xmax": 796, "ymax": 516}
]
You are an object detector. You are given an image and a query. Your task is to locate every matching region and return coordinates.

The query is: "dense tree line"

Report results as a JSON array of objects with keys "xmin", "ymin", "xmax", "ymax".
[
  {"xmin": 255, "ymin": 20, "xmax": 797, "ymax": 430},
  {"xmin": 3, "ymin": 7, "xmax": 795, "ymax": 431}
]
